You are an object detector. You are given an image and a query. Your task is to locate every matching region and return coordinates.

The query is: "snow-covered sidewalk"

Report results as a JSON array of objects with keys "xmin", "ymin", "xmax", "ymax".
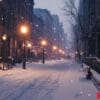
[
  {"xmin": 0, "ymin": 60, "xmax": 98, "ymax": 100},
  {"xmin": 82, "ymin": 63, "xmax": 100, "ymax": 91}
]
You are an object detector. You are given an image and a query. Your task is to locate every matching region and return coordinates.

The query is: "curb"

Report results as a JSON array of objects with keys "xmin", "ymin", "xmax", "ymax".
[{"xmin": 92, "ymin": 76, "xmax": 100, "ymax": 91}]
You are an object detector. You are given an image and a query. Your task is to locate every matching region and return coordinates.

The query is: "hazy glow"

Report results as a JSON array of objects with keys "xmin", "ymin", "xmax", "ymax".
[
  {"xmin": 53, "ymin": 46, "xmax": 58, "ymax": 51},
  {"xmin": 2, "ymin": 34, "xmax": 7, "ymax": 41},
  {"xmin": 41, "ymin": 40, "xmax": 47, "ymax": 46},
  {"xmin": 27, "ymin": 43, "xmax": 32, "ymax": 48},
  {"xmin": 20, "ymin": 25, "xmax": 29, "ymax": 34}
]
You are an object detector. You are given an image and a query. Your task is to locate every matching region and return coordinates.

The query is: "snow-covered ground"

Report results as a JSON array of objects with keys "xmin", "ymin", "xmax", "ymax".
[{"xmin": 0, "ymin": 60, "xmax": 98, "ymax": 100}]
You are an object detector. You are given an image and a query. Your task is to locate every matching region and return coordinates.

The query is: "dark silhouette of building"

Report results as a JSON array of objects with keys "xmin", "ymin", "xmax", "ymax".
[
  {"xmin": 79, "ymin": 0, "xmax": 100, "ymax": 58},
  {"xmin": 0, "ymin": 0, "xmax": 34, "ymax": 63}
]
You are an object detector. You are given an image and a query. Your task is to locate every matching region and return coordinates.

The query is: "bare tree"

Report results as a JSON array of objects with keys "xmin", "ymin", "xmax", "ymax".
[
  {"xmin": 63, "ymin": 0, "xmax": 84, "ymax": 60},
  {"xmin": 63, "ymin": 0, "xmax": 84, "ymax": 34}
]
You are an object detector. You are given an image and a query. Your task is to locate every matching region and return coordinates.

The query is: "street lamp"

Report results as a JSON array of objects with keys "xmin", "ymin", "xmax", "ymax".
[
  {"xmin": 58, "ymin": 49, "xmax": 65, "ymax": 58},
  {"xmin": 20, "ymin": 25, "xmax": 29, "ymax": 69},
  {"xmin": 53, "ymin": 45, "xmax": 58, "ymax": 51},
  {"xmin": 52, "ymin": 45, "xmax": 58, "ymax": 59},
  {"xmin": 2, "ymin": 34, "xmax": 7, "ymax": 41},
  {"xmin": 2, "ymin": 34, "xmax": 7, "ymax": 70},
  {"xmin": 27, "ymin": 43, "xmax": 32, "ymax": 59},
  {"xmin": 58, "ymin": 49, "xmax": 63, "ymax": 53},
  {"xmin": 41, "ymin": 40, "xmax": 47, "ymax": 64},
  {"xmin": 27, "ymin": 43, "xmax": 32, "ymax": 48},
  {"xmin": 20, "ymin": 25, "xmax": 29, "ymax": 35}
]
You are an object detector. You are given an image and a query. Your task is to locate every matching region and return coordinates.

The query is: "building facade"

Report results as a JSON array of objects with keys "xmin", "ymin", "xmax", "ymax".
[
  {"xmin": 0, "ymin": 1, "xmax": 67, "ymax": 62},
  {"xmin": 79, "ymin": 0, "xmax": 100, "ymax": 57},
  {"xmin": 0, "ymin": 0, "xmax": 34, "ymax": 63},
  {"xmin": 34, "ymin": 8, "xmax": 67, "ymax": 59}
]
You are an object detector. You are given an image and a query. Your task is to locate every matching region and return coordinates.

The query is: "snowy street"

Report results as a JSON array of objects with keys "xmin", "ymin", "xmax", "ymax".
[{"xmin": 0, "ymin": 60, "xmax": 98, "ymax": 100}]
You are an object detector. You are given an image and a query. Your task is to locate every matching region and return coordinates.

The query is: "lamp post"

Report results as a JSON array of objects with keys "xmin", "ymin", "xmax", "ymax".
[
  {"xmin": 27, "ymin": 43, "xmax": 32, "ymax": 60},
  {"xmin": 20, "ymin": 25, "xmax": 29, "ymax": 69},
  {"xmin": 2, "ymin": 34, "xmax": 7, "ymax": 41},
  {"xmin": 41, "ymin": 40, "xmax": 47, "ymax": 64},
  {"xmin": 53, "ymin": 45, "xmax": 58, "ymax": 59},
  {"xmin": 2, "ymin": 34, "xmax": 7, "ymax": 70}
]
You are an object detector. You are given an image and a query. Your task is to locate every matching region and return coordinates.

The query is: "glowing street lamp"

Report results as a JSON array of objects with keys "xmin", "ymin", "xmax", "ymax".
[
  {"xmin": 2, "ymin": 34, "xmax": 8, "ymax": 70},
  {"xmin": 2, "ymin": 34, "xmax": 7, "ymax": 41},
  {"xmin": 62, "ymin": 51, "xmax": 65, "ymax": 55},
  {"xmin": 27, "ymin": 43, "xmax": 32, "ymax": 48},
  {"xmin": 20, "ymin": 25, "xmax": 30, "ymax": 69},
  {"xmin": 20, "ymin": 25, "xmax": 29, "ymax": 35},
  {"xmin": 59, "ymin": 49, "xmax": 65, "ymax": 54},
  {"xmin": 59, "ymin": 49, "xmax": 65, "ymax": 55},
  {"xmin": 41, "ymin": 40, "xmax": 47, "ymax": 47},
  {"xmin": 59, "ymin": 49, "xmax": 63, "ymax": 53},
  {"xmin": 52, "ymin": 45, "xmax": 58, "ymax": 59},
  {"xmin": 27, "ymin": 43, "xmax": 32, "ymax": 59},
  {"xmin": 41, "ymin": 40, "xmax": 47, "ymax": 64},
  {"xmin": 53, "ymin": 45, "xmax": 58, "ymax": 51}
]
